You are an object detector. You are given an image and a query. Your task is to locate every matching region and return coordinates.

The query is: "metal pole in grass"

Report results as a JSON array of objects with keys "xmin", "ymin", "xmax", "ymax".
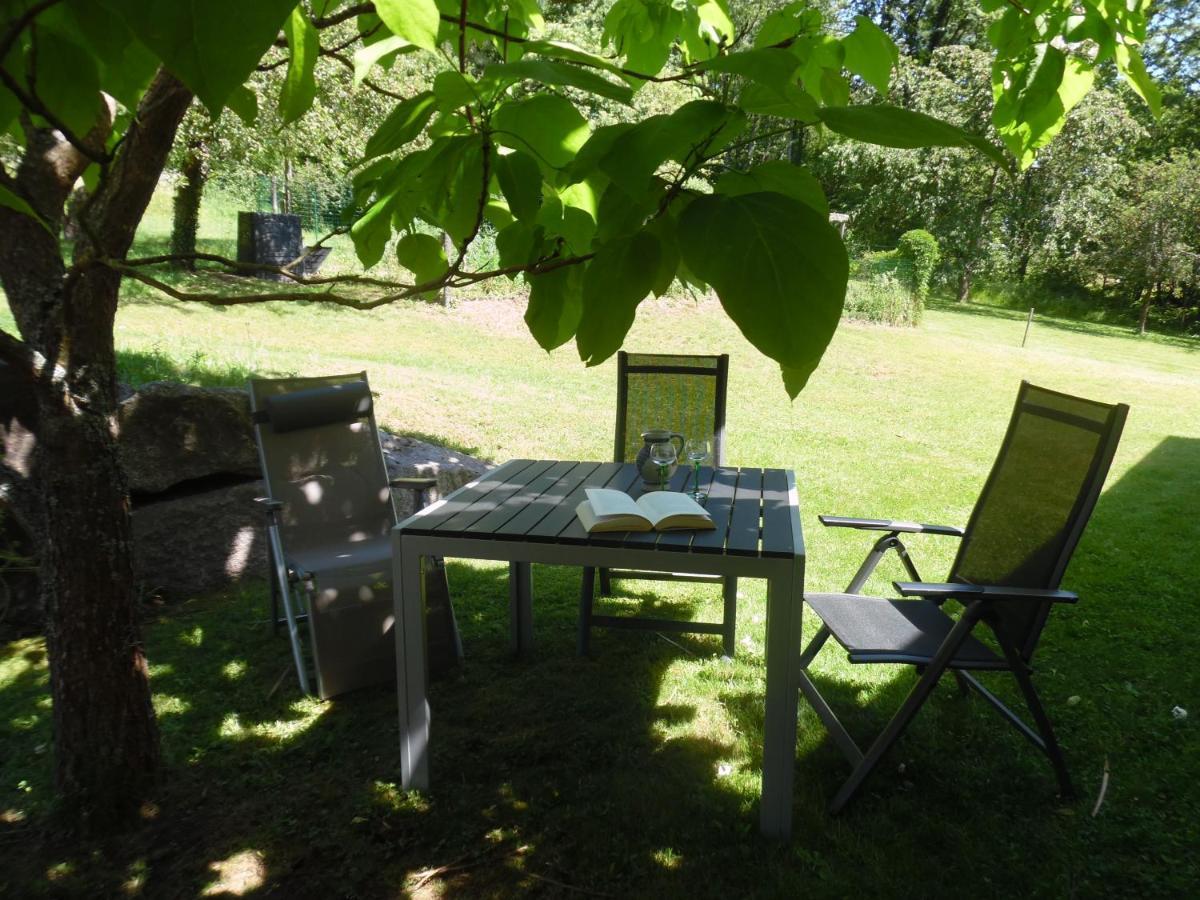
[{"xmin": 1022, "ymin": 307, "xmax": 1035, "ymax": 347}]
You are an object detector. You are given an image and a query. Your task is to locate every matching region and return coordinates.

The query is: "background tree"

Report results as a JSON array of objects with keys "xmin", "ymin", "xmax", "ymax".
[{"xmin": 0, "ymin": 0, "xmax": 1159, "ymax": 830}]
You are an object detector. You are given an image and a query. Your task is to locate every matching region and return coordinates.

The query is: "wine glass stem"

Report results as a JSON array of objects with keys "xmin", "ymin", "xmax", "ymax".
[{"xmin": 694, "ymin": 460, "xmax": 700, "ymax": 493}]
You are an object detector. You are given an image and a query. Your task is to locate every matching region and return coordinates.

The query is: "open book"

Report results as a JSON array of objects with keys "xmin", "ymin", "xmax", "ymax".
[{"xmin": 575, "ymin": 487, "xmax": 715, "ymax": 533}]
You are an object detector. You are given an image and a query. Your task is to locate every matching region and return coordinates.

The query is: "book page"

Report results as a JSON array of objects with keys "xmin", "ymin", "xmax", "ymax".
[
  {"xmin": 635, "ymin": 491, "xmax": 711, "ymax": 527},
  {"xmin": 584, "ymin": 488, "xmax": 644, "ymax": 519}
]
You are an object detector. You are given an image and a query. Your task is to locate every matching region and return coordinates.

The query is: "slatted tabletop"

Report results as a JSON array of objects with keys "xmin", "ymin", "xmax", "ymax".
[{"xmin": 399, "ymin": 459, "xmax": 801, "ymax": 559}]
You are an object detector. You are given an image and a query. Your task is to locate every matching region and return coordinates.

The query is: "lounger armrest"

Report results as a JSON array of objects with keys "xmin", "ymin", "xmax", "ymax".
[
  {"xmin": 819, "ymin": 515, "xmax": 964, "ymax": 537},
  {"xmin": 253, "ymin": 496, "xmax": 283, "ymax": 514},
  {"xmin": 389, "ymin": 476, "xmax": 438, "ymax": 491},
  {"xmin": 893, "ymin": 582, "xmax": 1079, "ymax": 604}
]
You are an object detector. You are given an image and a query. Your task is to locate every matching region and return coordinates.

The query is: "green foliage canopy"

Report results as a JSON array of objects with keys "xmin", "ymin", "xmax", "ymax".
[{"xmin": 0, "ymin": 0, "xmax": 1160, "ymax": 396}]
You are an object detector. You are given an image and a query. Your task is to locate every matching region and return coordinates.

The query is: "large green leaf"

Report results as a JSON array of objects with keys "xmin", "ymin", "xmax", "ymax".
[
  {"xmin": 31, "ymin": 31, "xmax": 102, "ymax": 135},
  {"xmin": 0, "ymin": 184, "xmax": 52, "ymax": 232},
  {"xmin": 492, "ymin": 95, "xmax": 590, "ymax": 170},
  {"xmin": 715, "ymin": 161, "xmax": 828, "ymax": 216},
  {"xmin": 520, "ymin": 40, "xmax": 627, "ymax": 77},
  {"xmin": 396, "ymin": 233, "xmax": 449, "ymax": 287},
  {"xmin": 598, "ymin": 100, "xmax": 739, "ymax": 194},
  {"xmin": 104, "ymin": 0, "xmax": 295, "ymax": 112},
  {"xmin": 678, "ymin": 192, "xmax": 847, "ymax": 397},
  {"xmin": 353, "ymin": 35, "xmax": 415, "ymax": 86},
  {"xmin": 753, "ymin": 2, "xmax": 821, "ymax": 48},
  {"xmin": 525, "ymin": 264, "xmax": 584, "ymax": 351},
  {"xmin": 279, "ymin": 7, "xmax": 318, "ymax": 124},
  {"xmin": 841, "ymin": 15, "xmax": 896, "ymax": 94},
  {"xmin": 376, "ymin": 0, "xmax": 440, "ymax": 52},
  {"xmin": 483, "ymin": 60, "xmax": 633, "ymax": 105},
  {"xmin": 817, "ymin": 104, "xmax": 1010, "ymax": 170},
  {"xmin": 56, "ymin": 1, "xmax": 156, "ymax": 110},
  {"xmin": 495, "ymin": 150, "xmax": 543, "ymax": 222},
  {"xmin": 364, "ymin": 91, "xmax": 437, "ymax": 160},
  {"xmin": 576, "ymin": 230, "xmax": 661, "ymax": 366}
]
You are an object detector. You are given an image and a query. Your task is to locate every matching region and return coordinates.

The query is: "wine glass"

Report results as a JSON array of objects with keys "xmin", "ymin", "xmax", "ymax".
[
  {"xmin": 649, "ymin": 441, "xmax": 677, "ymax": 491},
  {"xmin": 684, "ymin": 437, "xmax": 710, "ymax": 501}
]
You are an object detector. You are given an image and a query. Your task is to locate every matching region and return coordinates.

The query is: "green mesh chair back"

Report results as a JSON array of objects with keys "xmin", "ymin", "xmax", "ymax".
[
  {"xmin": 614, "ymin": 352, "xmax": 729, "ymax": 464},
  {"xmin": 949, "ymin": 381, "xmax": 1127, "ymax": 661}
]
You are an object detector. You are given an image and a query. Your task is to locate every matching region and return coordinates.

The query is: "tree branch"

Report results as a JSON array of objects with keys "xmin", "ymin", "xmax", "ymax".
[
  {"xmin": 112, "ymin": 251, "xmax": 406, "ymax": 290},
  {"xmin": 0, "ymin": 0, "xmax": 62, "ymax": 63},
  {"xmin": 312, "ymin": 3, "xmax": 374, "ymax": 29}
]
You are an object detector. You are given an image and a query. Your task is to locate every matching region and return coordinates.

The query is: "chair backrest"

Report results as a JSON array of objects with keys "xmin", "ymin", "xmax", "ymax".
[
  {"xmin": 614, "ymin": 352, "xmax": 729, "ymax": 465},
  {"xmin": 248, "ymin": 372, "xmax": 395, "ymax": 556},
  {"xmin": 949, "ymin": 381, "xmax": 1128, "ymax": 661}
]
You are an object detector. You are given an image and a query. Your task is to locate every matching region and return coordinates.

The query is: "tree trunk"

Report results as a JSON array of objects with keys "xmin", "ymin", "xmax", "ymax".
[
  {"xmin": 1137, "ymin": 286, "xmax": 1152, "ymax": 335},
  {"xmin": 37, "ymin": 391, "xmax": 159, "ymax": 828},
  {"xmin": 957, "ymin": 265, "xmax": 972, "ymax": 303},
  {"xmin": 958, "ymin": 167, "xmax": 1001, "ymax": 303},
  {"xmin": 0, "ymin": 69, "xmax": 193, "ymax": 831},
  {"xmin": 170, "ymin": 146, "xmax": 207, "ymax": 269}
]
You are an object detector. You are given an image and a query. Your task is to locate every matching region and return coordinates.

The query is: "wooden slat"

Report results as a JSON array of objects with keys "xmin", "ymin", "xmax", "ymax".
[
  {"xmin": 467, "ymin": 460, "xmax": 578, "ymax": 535},
  {"xmin": 400, "ymin": 459, "xmax": 536, "ymax": 533},
  {"xmin": 690, "ymin": 467, "xmax": 741, "ymax": 554},
  {"xmin": 494, "ymin": 461, "xmax": 601, "ymax": 538},
  {"xmin": 725, "ymin": 467, "xmax": 764, "ymax": 556},
  {"xmin": 551, "ymin": 464, "xmax": 641, "ymax": 544},
  {"xmin": 525, "ymin": 462, "xmax": 630, "ymax": 541},
  {"xmin": 655, "ymin": 466, "xmax": 717, "ymax": 552},
  {"xmin": 434, "ymin": 460, "xmax": 557, "ymax": 534},
  {"xmin": 760, "ymin": 468, "xmax": 796, "ymax": 557}
]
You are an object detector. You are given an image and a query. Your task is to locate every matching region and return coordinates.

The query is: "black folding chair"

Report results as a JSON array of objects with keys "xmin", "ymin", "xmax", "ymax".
[
  {"xmin": 579, "ymin": 351, "xmax": 738, "ymax": 655},
  {"xmin": 800, "ymin": 381, "xmax": 1128, "ymax": 812}
]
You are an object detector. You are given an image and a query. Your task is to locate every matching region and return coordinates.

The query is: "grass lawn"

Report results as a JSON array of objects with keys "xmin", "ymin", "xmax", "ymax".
[{"xmin": 2, "ymin": 206, "xmax": 1199, "ymax": 896}]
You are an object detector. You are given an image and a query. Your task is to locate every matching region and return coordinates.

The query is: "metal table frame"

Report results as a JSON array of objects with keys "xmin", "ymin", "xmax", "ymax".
[{"xmin": 392, "ymin": 460, "xmax": 805, "ymax": 839}]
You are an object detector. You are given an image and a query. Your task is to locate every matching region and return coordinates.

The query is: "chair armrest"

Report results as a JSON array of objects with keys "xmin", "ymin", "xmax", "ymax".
[
  {"xmin": 253, "ymin": 496, "xmax": 283, "ymax": 514},
  {"xmin": 390, "ymin": 476, "xmax": 438, "ymax": 491},
  {"xmin": 893, "ymin": 582, "xmax": 1078, "ymax": 604},
  {"xmin": 820, "ymin": 515, "xmax": 964, "ymax": 537}
]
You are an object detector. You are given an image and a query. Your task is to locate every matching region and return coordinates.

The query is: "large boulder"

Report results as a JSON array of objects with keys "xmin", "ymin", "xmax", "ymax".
[
  {"xmin": 117, "ymin": 382, "xmax": 259, "ymax": 494},
  {"xmin": 131, "ymin": 479, "xmax": 267, "ymax": 600},
  {"xmin": 1, "ymin": 379, "xmax": 492, "ymax": 635},
  {"xmin": 380, "ymin": 431, "xmax": 489, "ymax": 518}
]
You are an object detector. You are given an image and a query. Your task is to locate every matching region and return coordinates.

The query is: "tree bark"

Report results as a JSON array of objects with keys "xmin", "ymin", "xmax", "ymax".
[
  {"xmin": 0, "ymin": 69, "xmax": 193, "ymax": 831},
  {"xmin": 170, "ymin": 145, "xmax": 207, "ymax": 269}
]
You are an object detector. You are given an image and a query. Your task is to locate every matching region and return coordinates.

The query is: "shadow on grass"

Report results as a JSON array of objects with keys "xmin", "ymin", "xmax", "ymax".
[
  {"xmin": 0, "ymin": 564, "xmax": 781, "ymax": 896},
  {"xmin": 928, "ymin": 298, "xmax": 1200, "ymax": 352},
  {"xmin": 3, "ymin": 438, "xmax": 1198, "ymax": 896}
]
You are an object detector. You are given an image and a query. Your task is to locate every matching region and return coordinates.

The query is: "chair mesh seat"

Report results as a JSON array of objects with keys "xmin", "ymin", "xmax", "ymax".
[{"xmin": 804, "ymin": 593, "xmax": 1006, "ymax": 670}]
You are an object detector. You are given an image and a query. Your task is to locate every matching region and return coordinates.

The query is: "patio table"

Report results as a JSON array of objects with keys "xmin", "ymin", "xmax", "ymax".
[{"xmin": 391, "ymin": 458, "xmax": 805, "ymax": 839}]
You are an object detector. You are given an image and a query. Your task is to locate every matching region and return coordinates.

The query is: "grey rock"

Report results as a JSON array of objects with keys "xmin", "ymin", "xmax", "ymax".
[
  {"xmin": 379, "ymin": 431, "xmax": 490, "ymax": 518},
  {"xmin": 118, "ymin": 382, "xmax": 259, "ymax": 494},
  {"xmin": 131, "ymin": 479, "xmax": 268, "ymax": 600}
]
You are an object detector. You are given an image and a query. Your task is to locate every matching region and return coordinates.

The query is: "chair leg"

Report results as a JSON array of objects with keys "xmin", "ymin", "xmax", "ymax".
[
  {"xmin": 578, "ymin": 566, "xmax": 595, "ymax": 656},
  {"xmin": 267, "ymin": 541, "xmax": 281, "ymax": 635},
  {"xmin": 598, "ymin": 567, "xmax": 613, "ymax": 596},
  {"xmin": 829, "ymin": 608, "xmax": 983, "ymax": 814},
  {"xmin": 721, "ymin": 576, "xmax": 737, "ymax": 657},
  {"xmin": 995, "ymin": 633, "xmax": 1075, "ymax": 800}
]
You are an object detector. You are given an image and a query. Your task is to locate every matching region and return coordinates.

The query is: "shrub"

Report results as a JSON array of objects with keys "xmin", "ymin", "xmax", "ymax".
[
  {"xmin": 897, "ymin": 229, "xmax": 940, "ymax": 303},
  {"xmin": 843, "ymin": 272, "xmax": 921, "ymax": 327}
]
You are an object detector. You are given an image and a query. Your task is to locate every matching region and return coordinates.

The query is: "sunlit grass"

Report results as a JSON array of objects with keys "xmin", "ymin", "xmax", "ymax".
[{"xmin": 1, "ymin": 222, "xmax": 1198, "ymax": 895}]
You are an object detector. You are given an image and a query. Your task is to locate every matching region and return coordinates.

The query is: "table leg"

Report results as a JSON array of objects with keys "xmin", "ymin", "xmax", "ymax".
[
  {"xmin": 509, "ymin": 560, "xmax": 533, "ymax": 655},
  {"xmin": 760, "ymin": 556, "xmax": 804, "ymax": 839},
  {"xmin": 395, "ymin": 534, "xmax": 430, "ymax": 791}
]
